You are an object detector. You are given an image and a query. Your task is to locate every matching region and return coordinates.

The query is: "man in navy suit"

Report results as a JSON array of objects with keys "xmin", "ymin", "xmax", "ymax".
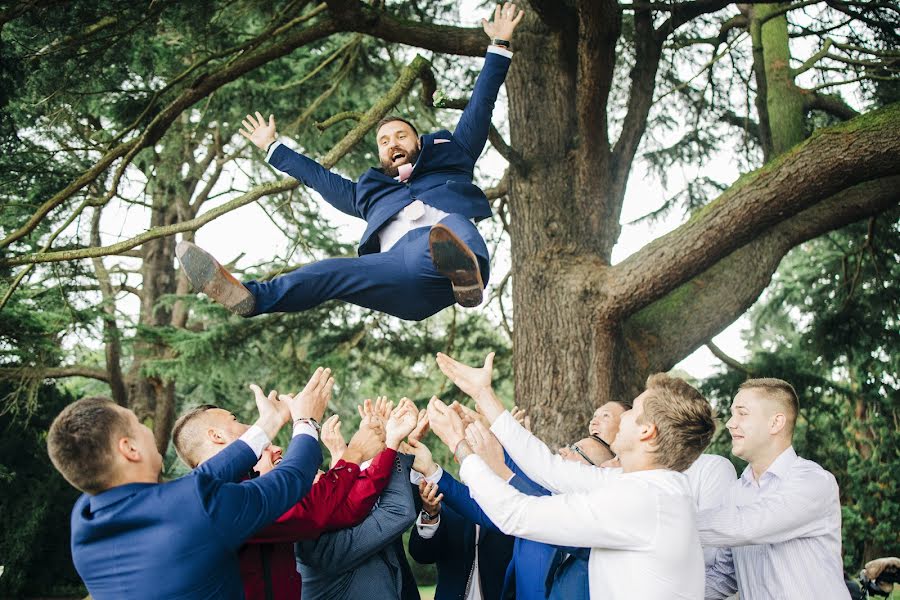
[
  {"xmin": 177, "ymin": 4, "xmax": 524, "ymax": 321},
  {"xmin": 47, "ymin": 367, "xmax": 334, "ymax": 600}
]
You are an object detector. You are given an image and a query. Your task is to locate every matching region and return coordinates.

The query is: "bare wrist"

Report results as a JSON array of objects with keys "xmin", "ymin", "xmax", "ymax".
[
  {"xmin": 386, "ymin": 436, "xmax": 403, "ymax": 450},
  {"xmin": 340, "ymin": 447, "xmax": 362, "ymax": 465},
  {"xmin": 255, "ymin": 413, "xmax": 285, "ymax": 441}
]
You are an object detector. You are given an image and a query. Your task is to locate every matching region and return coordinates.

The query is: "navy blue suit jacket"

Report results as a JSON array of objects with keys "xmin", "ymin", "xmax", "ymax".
[
  {"xmin": 268, "ymin": 50, "xmax": 512, "ymax": 255},
  {"xmin": 408, "ymin": 494, "xmax": 514, "ymax": 600},
  {"xmin": 437, "ymin": 457, "xmax": 589, "ymax": 600},
  {"xmin": 70, "ymin": 434, "xmax": 321, "ymax": 599}
]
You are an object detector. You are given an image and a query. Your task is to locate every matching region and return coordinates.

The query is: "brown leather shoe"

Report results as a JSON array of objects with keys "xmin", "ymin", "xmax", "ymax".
[
  {"xmin": 428, "ymin": 223, "xmax": 484, "ymax": 308},
  {"xmin": 176, "ymin": 241, "xmax": 255, "ymax": 316}
]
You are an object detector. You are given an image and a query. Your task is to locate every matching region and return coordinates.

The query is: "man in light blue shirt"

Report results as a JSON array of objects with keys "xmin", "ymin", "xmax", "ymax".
[{"xmin": 698, "ymin": 378, "xmax": 849, "ymax": 600}]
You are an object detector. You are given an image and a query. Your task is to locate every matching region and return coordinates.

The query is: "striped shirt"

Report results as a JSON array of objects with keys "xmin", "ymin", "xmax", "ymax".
[{"xmin": 698, "ymin": 446, "xmax": 849, "ymax": 600}]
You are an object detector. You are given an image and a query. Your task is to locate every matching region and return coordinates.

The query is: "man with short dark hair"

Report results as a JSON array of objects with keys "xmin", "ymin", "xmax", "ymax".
[
  {"xmin": 428, "ymin": 352, "xmax": 717, "ymax": 600},
  {"xmin": 177, "ymin": 4, "xmax": 524, "ymax": 321},
  {"xmin": 698, "ymin": 378, "xmax": 849, "ymax": 599},
  {"xmin": 48, "ymin": 368, "xmax": 333, "ymax": 600}
]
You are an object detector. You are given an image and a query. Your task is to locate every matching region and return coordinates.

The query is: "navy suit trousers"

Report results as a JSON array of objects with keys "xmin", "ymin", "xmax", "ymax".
[{"xmin": 244, "ymin": 213, "xmax": 489, "ymax": 321}]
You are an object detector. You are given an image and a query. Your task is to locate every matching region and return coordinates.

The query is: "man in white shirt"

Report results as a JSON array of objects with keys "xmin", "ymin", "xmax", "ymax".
[
  {"xmin": 698, "ymin": 378, "xmax": 850, "ymax": 600},
  {"xmin": 426, "ymin": 352, "xmax": 718, "ymax": 600}
]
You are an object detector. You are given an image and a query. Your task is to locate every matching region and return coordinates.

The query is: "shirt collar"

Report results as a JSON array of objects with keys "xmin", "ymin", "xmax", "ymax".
[
  {"xmin": 740, "ymin": 445, "xmax": 797, "ymax": 485},
  {"xmin": 88, "ymin": 482, "xmax": 155, "ymax": 512}
]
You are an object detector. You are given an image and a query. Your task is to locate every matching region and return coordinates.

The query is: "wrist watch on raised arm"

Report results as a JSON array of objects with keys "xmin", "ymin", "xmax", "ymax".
[
  {"xmin": 420, "ymin": 508, "xmax": 440, "ymax": 522},
  {"xmin": 492, "ymin": 38, "xmax": 511, "ymax": 49}
]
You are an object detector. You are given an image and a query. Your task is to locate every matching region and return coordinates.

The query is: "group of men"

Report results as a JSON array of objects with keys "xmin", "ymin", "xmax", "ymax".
[
  {"xmin": 49, "ymin": 348, "xmax": 861, "ymax": 599},
  {"xmin": 45, "ymin": 3, "xmax": 888, "ymax": 599}
]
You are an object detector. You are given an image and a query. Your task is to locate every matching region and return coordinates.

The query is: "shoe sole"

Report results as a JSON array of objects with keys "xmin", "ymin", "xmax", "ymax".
[
  {"xmin": 429, "ymin": 224, "xmax": 484, "ymax": 308},
  {"xmin": 176, "ymin": 241, "xmax": 255, "ymax": 316}
]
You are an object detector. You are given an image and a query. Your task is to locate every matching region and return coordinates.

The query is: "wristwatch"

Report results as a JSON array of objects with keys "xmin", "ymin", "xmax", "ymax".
[
  {"xmin": 293, "ymin": 417, "xmax": 321, "ymax": 432},
  {"xmin": 420, "ymin": 509, "xmax": 440, "ymax": 522},
  {"xmin": 492, "ymin": 38, "xmax": 511, "ymax": 49}
]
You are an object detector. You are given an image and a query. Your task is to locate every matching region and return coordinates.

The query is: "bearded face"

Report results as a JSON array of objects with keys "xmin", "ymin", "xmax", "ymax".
[{"xmin": 377, "ymin": 120, "xmax": 421, "ymax": 177}]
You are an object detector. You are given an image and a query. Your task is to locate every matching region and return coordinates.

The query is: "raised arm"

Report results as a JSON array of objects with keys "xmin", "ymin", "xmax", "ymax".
[
  {"xmin": 296, "ymin": 454, "xmax": 417, "ymax": 575},
  {"xmin": 458, "ymin": 453, "xmax": 657, "ymax": 550},
  {"xmin": 240, "ymin": 112, "xmax": 359, "ymax": 218},
  {"xmin": 452, "ymin": 3, "xmax": 523, "ymax": 161},
  {"xmin": 696, "ymin": 468, "xmax": 841, "ymax": 547}
]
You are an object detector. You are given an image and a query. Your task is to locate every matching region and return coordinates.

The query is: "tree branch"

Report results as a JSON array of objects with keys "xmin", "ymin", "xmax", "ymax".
[
  {"xmin": 0, "ymin": 55, "xmax": 433, "ymax": 268},
  {"xmin": 803, "ymin": 90, "xmax": 860, "ymax": 120},
  {"xmin": 488, "ymin": 125, "xmax": 527, "ymax": 173},
  {"xmin": 0, "ymin": 16, "xmax": 341, "ymax": 251},
  {"xmin": 324, "ymin": 0, "xmax": 485, "ymax": 56},
  {"xmin": 622, "ymin": 175, "xmax": 900, "ymax": 373},
  {"xmin": 606, "ymin": 102, "xmax": 900, "ymax": 320},
  {"xmin": 706, "ymin": 340, "xmax": 753, "ymax": 375},
  {"xmin": 0, "ymin": 366, "xmax": 112, "ymax": 383}
]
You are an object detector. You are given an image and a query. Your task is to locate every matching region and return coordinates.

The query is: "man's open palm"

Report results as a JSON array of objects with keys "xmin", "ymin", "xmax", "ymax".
[
  {"xmin": 240, "ymin": 112, "xmax": 277, "ymax": 151},
  {"xmin": 436, "ymin": 352, "xmax": 494, "ymax": 398},
  {"xmin": 482, "ymin": 2, "xmax": 525, "ymax": 41}
]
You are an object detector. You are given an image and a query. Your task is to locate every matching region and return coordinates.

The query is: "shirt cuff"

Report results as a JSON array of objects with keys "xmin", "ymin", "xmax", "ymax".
[
  {"xmin": 265, "ymin": 140, "xmax": 283, "ymax": 162},
  {"xmin": 239, "ymin": 425, "xmax": 271, "ymax": 459},
  {"xmin": 410, "ymin": 465, "xmax": 444, "ymax": 485},
  {"xmin": 416, "ymin": 514, "xmax": 440, "ymax": 538},
  {"xmin": 487, "ymin": 46, "xmax": 513, "ymax": 59},
  {"xmin": 292, "ymin": 421, "xmax": 319, "ymax": 441}
]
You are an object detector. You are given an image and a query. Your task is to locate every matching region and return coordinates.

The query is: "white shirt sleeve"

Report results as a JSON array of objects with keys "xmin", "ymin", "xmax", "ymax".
[
  {"xmin": 265, "ymin": 140, "xmax": 283, "ymax": 162},
  {"xmin": 409, "ymin": 465, "xmax": 444, "ymax": 486},
  {"xmin": 292, "ymin": 421, "xmax": 319, "ymax": 441},
  {"xmin": 415, "ymin": 514, "xmax": 441, "ymax": 539},
  {"xmin": 459, "ymin": 454, "xmax": 657, "ymax": 550},
  {"xmin": 238, "ymin": 425, "xmax": 271, "ymax": 458},
  {"xmin": 696, "ymin": 469, "xmax": 838, "ymax": 547},
  {"xmin": 490, "ymin": 411, "xmax": 613, "ymax": 493},
  {"xmin": 487, "ymin": 46, "xmax": 513, "ymax": 59}
]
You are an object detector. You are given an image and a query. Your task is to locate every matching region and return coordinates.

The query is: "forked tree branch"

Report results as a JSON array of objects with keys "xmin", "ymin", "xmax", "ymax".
[{"xmin": 606, "ymin": 102, "xmax": 900, "ymax": 320}]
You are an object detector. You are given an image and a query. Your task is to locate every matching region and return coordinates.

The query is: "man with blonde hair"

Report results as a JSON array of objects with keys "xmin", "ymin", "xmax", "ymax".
[
  {"xmin": 426, "ymin": 352, "xmax": 717, "ymax": 600},
  {"xmin": 698, "ymin": 378, "xmax": 849, "ymax": 599}
]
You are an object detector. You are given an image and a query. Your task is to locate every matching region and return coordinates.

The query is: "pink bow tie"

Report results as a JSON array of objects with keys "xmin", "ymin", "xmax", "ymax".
[{"xmin": 397, "ymin": 163, "xmax": 413, "ymax": 182}]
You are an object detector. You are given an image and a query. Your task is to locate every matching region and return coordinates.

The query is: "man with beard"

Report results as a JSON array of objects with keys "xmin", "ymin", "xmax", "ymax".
[{"xmin": 176, "ymin": 4, "xmax": 524, "ymax": 321}]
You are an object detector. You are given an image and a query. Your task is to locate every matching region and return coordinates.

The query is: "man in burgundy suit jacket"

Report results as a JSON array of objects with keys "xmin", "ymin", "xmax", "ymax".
[{"xmin": 172, "ymin": 401, "xmax": 413, "ymax": 599}]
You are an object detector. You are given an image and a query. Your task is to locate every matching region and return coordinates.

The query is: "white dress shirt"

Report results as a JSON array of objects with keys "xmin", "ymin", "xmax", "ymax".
[
  {"xmin": 459, "ymin": 411, "xmax": 705, "ymax": 600},
  {"xmin": 698, "ymin": 446, "xmax": 849, "ymax": 600},
  {"xmin": 684, "ymin": 454, "xmax": 737, "ymax": 567}
]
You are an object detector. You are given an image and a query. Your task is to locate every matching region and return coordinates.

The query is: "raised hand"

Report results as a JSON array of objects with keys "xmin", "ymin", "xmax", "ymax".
[
  {"xmin": 465, "ymin": 421, "xmax": 513, "ymax": 479},
  {"xmin": 249, "ymin": 383, "xmax": 291, "ymax": 440},
  {"xmin": 418, "ymin": 481, "xmax": 443, "ymax": 519},
  {"xmin": 280, "ymin": 367, "xmax": 333, "ymax": 422},
  {"xmin": 239, "ymin": 111, "xmax": 277, "ymax": 151},
  {"xmin": 345, "ymin": 416, "xmax": 385, "ymax": 464},
  {"xmin": 450, "ymin": 401, "xmax": 490, "ymax": 429},
  {"xmin": 426, "ymin": 396, "xmax": 467, "ymax": 452},
  {"xmin": 358, "ymin": 396, "xmax": 393, "ymax": 428},
  {"xmin": 482, "ymin": 2, "xmax": 525, "ymax": 42},
  {"xmin": 321, "ymin": 414, "xmax": 347, "ymax": 468},
  {"xmin": 436, "ymin": 352, "xmax": 505, "ymax": 423},
  {"xmin": 409, "ymin": 409, "xmax": 430, "ymax": 442},
  {"xmin": 511, "ymin": 406, "xmax": 532, "ymax": 431},
  {"xmin": 386, "ymin": 398, "xmax": 419, "ymax": 449},
  {"xmin": 400, "ymin": 437, "xmax": 438, "ymax": 477}
]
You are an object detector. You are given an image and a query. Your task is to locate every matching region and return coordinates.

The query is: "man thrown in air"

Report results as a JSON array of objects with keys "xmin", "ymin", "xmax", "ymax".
[{"xmin": 177, "ymin": 3, "xmax": 524, "ymax": 321}]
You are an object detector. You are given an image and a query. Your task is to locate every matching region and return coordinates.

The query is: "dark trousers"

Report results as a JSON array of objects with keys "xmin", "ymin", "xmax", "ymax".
[{"xmin": 244, "ymin": 214, "xmax": 490, "ymax": 322}]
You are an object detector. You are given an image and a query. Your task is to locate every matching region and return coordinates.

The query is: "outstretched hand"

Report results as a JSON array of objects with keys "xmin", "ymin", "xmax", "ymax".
[
  {"xmin": 249, "ymin": 383, "xmax": 291, "ymax": 440},
  {"xmin": 386, "ymin": 398, "xmax": 419, "ymax": 449},
  {"xmin": 436, "ymin": 352, "xmax": 505, "ymax": 423},
  {"xmin": 321, "ymin": 414, "xmax": 347, "ymax": 468},
  {"xmin": 465, "ymin": 421, "xmax": 513, "ymax": 479},
  {"xmin": 482, "ymin": 2, "xmax": 525, "ymax": 42},
  {"xmin": 239, "ymin": 112, "xmax": 277, "ymax": 151},
  {"xmin": 426, "ymin": 396, "xmax": 467, "ymax": 453},
  {"xmin": 280, "ymin": 367, "xmax": 333, "ymax": 422}
]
